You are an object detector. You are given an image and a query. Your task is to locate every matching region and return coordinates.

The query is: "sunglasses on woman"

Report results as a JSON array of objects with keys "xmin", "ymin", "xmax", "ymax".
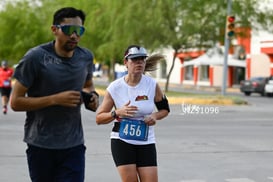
[{"xmin": 55, "ymin": 25, "xmax": 85, "ymax": 36}]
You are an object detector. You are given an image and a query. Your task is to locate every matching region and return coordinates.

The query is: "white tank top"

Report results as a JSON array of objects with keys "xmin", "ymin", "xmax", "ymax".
[{"xmin": 107, "ymin": 74, "xmax": 157, "ymax": 145}]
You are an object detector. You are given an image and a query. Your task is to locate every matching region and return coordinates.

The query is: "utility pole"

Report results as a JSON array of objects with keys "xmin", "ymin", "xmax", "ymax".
[{"xmin": 222, "ymin": 0, "xmax": 232, "ymax": 95}]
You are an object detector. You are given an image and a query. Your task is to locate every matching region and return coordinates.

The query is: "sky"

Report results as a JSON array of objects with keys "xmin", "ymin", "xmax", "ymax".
[{"xmin": 0, "ymin": 0, "xmax": 20, "ymax": 11}]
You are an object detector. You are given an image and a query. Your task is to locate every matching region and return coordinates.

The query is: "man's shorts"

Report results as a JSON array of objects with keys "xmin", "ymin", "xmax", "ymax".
[
  {"xmin": 26, "ymin": 144, "xmax": 86, "ymax": 182},
  {"xmin": 111, "ymin": 139, "xmax": 157, "ymax": 167},
  {"xmin": 0, "ymin": 87, "xmax": 11, "ymax": 97}
]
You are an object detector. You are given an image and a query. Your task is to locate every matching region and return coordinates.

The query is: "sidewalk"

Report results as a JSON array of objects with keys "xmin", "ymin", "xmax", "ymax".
[
  {"xmin": 93, "ymin": 76, "xmax": 241, "ymax": 94},
  {"xmin": 94, "ymin": 77, "xmax": 244, "ymax": 105},
  {"xmin": 158, "ymin": 81, "xmax": 241, "ymax": 94}
]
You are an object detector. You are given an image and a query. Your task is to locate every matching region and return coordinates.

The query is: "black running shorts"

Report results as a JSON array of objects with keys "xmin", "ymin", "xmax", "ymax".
[
  {"xmin": 111, "ymin": 139, "xmax": 157, "ymax": 167},
  {"xmin": 0, "ymin": 87, "xmax": 11, "ymax": 97}
]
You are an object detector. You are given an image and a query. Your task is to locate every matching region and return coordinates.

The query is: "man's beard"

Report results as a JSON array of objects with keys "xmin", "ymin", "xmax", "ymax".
[{"xmin": 63, "ymin": 41, "xmax": 77, "ymax": 52}]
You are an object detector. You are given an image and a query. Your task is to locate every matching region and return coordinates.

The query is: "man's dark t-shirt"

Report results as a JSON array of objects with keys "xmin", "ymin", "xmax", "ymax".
[{"xmin": 13, "ymin": 41, "xmax": 93, "ymax": 149}]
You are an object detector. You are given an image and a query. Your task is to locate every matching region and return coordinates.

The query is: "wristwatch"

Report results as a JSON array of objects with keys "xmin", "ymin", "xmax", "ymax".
[{"xmin": 111, "ymin": 110, "xmax": 118, "ymax": 119}]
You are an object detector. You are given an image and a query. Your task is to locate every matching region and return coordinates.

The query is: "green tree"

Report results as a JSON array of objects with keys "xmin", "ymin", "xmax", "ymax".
[
  {"xmin": 1, "ymin": 0, "xmax": 273, "ymax": 91},
  {"xmin": 0, "ymin": 1, "xmax": 50, "ymax": 64},
  {"xmin": 86, "ymin": 0, "xmax": 273, "ymax": 91},
  {"xmin": 134, "ymin": 0, "xmax": 273, "ymax": 91}
]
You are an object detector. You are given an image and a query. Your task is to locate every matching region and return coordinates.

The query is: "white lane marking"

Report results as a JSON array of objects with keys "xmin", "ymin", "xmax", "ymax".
[
  {"xmin": 225, "ymin": 178, "xmax": 255, "ymax": 182},
  {"xmin": 180, "ymin": 180, "xmax": 206, "ymax": 182}
]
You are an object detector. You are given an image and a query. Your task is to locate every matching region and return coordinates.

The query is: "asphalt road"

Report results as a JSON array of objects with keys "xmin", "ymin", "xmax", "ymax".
[{"xmin": 0, "ymin": 94, "xmax": 273, "ymax": 182}]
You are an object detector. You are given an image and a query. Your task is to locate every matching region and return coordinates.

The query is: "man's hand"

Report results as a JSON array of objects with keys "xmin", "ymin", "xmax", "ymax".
[
  {"xmin": 81, "ymin": 91, "xmax": 99, "ymax": 111},
  {"xmin": 88, "ymin": 91, "xmax": 99, "ymax": 111},
  {"xmin": 54, "ymin": 91, "xmax": 81, "ymax": 107}
]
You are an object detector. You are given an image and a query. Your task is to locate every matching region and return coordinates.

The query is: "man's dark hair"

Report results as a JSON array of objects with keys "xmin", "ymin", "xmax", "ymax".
[{"xmin": 53, "ymin": 7, "xmax": 86, "ymax": 25}]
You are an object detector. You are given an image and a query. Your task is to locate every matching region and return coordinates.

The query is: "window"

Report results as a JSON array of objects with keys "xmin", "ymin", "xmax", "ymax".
[
  {"xmin": 184, "ymin": 65, "xmax": 193, "ymax": 80},
  {"xmin": 199, "ymin": 65, "xmax": 209, "ymax": 81},
  {"xmin": 160, "ymin": 60, "xmax": 167, "ymax": 78}
]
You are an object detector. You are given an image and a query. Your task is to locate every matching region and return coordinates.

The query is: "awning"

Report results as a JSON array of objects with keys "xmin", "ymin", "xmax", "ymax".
[{"xmin": 183, "ymin": 48, "xmax": 246, "ymax": 67}]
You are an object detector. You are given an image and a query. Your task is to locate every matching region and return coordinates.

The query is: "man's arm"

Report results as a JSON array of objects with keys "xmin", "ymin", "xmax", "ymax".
[{"xmin": 11, "ymin": 79, "xmax": 81, "ymax": 111}]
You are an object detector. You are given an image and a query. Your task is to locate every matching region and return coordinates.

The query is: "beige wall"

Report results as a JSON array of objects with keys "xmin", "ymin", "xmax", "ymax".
[
  {"xmin": 250, "ymin": 54, "xmax": 271, "ymax": 77},
  {"xmin": 213, "ymin": 66, "xmax": 224, "ymax": 87},
  {"xmin": 155, "ymin": 48, "xmax": 272, "ymax": 86}
]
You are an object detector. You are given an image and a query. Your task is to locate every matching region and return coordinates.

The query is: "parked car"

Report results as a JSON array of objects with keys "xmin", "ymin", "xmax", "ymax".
[
  {"xmin": 265, "ymin": 78, "xmax": 273, "ymax": 97},
  {"xmin": 93, "ymin": 70, "xmax": 103, "ymax": 77},
  {"xmin": 240, "ymin": 77, "xmax": 268, "ymax": 96},
  {"xmin": 93, "ymin": 63, "xmax": 103, "ymax": 77}
]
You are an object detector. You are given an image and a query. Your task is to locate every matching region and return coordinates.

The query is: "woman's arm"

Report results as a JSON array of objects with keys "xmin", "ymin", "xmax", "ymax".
[
  {"xmin": 152, "ymin": 83, "xmax": 170, "ymax": 120},
  {"xmin": 96, "ymin": 91, "xmax": 138, "ymax": 124},
  {"xmin": 95, "ymin": 91, "xmax": 116, "ymax": 125}
]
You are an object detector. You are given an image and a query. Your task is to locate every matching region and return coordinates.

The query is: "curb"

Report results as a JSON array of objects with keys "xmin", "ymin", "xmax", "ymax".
[{"xmin": 96, "ymin": 89, "xmax": 240, "ymax": 105}]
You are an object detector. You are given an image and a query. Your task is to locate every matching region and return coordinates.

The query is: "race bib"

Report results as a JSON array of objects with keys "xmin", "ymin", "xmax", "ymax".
[
  {"xmin": 3, "ymin": 80, "xmax": 11, "ymax": 87},
  {"xmin": 119, "ymin": 119, "xmax": 149, "ymax": 141}
]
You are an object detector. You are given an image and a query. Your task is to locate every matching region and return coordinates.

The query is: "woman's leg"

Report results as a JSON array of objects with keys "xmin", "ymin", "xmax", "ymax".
[
  {"xmin": 138, "ymin": 166, "xmax": 158, "ymax": 182},
  {"xmin": 111, "ymin": 139, "xmax": 138, "ymax": 182},
  {"xmin": 136, "ymin": 144, "xmax": 158, "ymax": 182},
  {"xmin": 117, "ymin": 164, "xmax": 139, "ymax": 182}
]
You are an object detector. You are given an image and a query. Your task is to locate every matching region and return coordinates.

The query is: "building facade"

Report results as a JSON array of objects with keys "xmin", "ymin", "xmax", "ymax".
[{"xmin": 156, "ymin": 29, "xmax": 273, "ymax": 88}]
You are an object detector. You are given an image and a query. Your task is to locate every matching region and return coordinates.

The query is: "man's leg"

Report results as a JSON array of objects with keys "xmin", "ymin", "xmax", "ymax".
[
  {"xmin": 26, "ymin": 144, "xmax": 55, "ymax": 182},
  {"xmin": 55, "ymin": 144, "xmax": 86, "ymax": 182},
  {"xmin": 1, "ymin": 88, "xmax": 11, "ymax": 114}
]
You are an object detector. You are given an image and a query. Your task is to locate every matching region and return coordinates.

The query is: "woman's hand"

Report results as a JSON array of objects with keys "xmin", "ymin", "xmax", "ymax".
[
  {"xmin": 117, "ymin": 101, "xmax": 138, "ymax": 118},
  {"xmin": 144, "ymin": 115, "xmax": 157, "ymax": 126}
]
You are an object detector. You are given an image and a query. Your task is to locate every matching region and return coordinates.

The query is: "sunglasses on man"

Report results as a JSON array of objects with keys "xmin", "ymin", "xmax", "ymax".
[{"xmin": 55, "ymin": 25, "xmax": 85, "ymax": 36}]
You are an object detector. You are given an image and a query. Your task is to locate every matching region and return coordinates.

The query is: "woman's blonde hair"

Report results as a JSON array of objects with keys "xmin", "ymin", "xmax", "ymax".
[{"xmin": 144, "ymin": 53, "xmax": 165, "ymax": 72}]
